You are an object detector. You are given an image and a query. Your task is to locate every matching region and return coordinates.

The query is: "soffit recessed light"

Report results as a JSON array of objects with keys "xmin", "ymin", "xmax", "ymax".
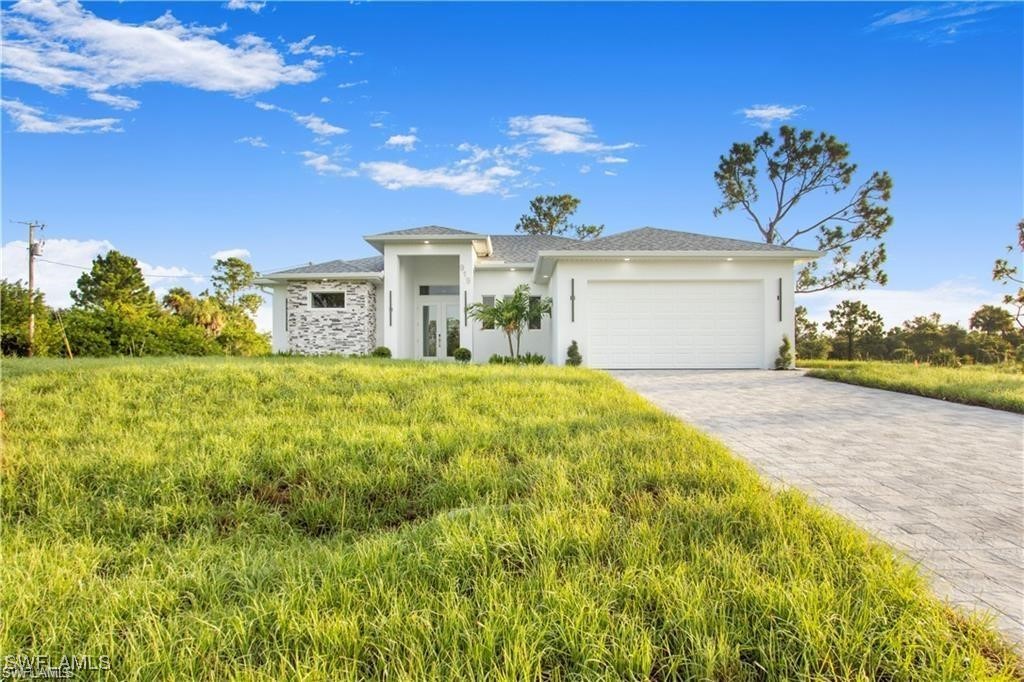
[
  {"xmin": 623, "ymin": 257, "xmax": 631, "ymax": 261},
  {"xmin": 510, "ymin": 268, "xmax": 516, "ymax": 271},
  {"xmin": 725, "ymin": 257, "xmax": 734, "ymax": 261},
  {"xmin": 423, "ymin": 240, "xmax": 430, "ymax": 244}
]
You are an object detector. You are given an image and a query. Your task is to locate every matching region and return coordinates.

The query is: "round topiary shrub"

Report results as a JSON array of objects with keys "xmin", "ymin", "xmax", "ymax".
[
  {"xmin": 370, "ymin": 346, "xmax": 392, "ymax": 358},
  {"xmin": 453, "ymin": 347, "xmax": 471, "ymax": 363}
]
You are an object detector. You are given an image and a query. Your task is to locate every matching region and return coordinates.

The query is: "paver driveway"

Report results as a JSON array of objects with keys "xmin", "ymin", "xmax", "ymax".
[{"xmin": 612, "ymin": 369, "xmax": 1024, "ymax": 640}]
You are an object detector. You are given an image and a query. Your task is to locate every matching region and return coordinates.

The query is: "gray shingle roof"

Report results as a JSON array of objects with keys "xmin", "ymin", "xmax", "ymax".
[
  {"xmin": 562, "ymin": 227, "xmax": 807, "ymax": 252},
  {"xmin": 272, "ymin": 255, "xmax": 383, "ymax": 275},
  {"xmin": 483, "ymin": 234, "xmax": 578, "ymax": 262},
  {"xmin": 561, "ymin": 227, "xmax": 806, "ymax": 250},
  {"xmin": 368, "ymin": 225, "xmax": 480, "ymax": 237}
]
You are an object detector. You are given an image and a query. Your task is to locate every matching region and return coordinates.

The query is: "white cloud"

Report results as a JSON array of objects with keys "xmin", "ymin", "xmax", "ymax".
[
  {"xmin": 869, "ymin": 3, "xmax": 1001, "ymax": 29},
  {"xmin": 211, "ymin": 248, "xmax": 251, "ymax": 260},
  {"xmin": 360, "ymin": 161, "xmax": 518, "ymax": 195},
  {"xmin": 740, "ymin": 104, "xmax": 806, "ymax": 129},
  {"xmin": 338, "ymin": 80, "xmax": 368, "ymax": 89},
  {"xmin": 384, "ymin": 133, "xmax": 418, "ymax": 151},
  {"xmin": 0, "ymin": 237, "xmax": 200, "ymax": 307},
  {"xmin": 87, "ymin": 91, "xmax": 139, "ymax": 110},
  {"xmin": 800, "ymin": 278, "xmax": 1007, "ymax": 328},
  {"xmin": 1, "ymin": 99, "xmax": 120, "ymax": 134},
  {"xmin": 603, "ymin": 170, "xmax": 617, "ymax": 177},
  {"xmin": 253, "ymin": 101, "xmax": 346, "ymax": 137},
  {"xmin": 299, "ymin": 150, "xmax": 354, "ymax": 176},
  {"xmin": 235, "ymin": 135, "xmax": 267, "ymax": 147},
  {"xmin": 320, "ymin": 96, "xmax": 330, "ymax": 103},
  {"xmin": 369, "ymin": 121, "xmax": 384, "ymax": 128},
  {"xmin": 287, "ymin": 34, "xmax": 348, "ymax": 59},
  {"xmin": 225, "ymin": 0, "xmax": 265, "ymax": 13},
  {"xmin": 507, "ymin": 114, "xmax": 635, "ymax": 155},
  {"xmin": 2, "ymin": 0, "xmax": 318, "ymax": 110},
  {"xmin": 293, "ymin": 112, "xmax": 346, "ymax": 136},
  {"xmin": 599, "ymin": 155, "xmax": 628, "ymax": 164},
  {"xmin": 579, "ymin": 164, "xmax": 591, "ymax": 174}
]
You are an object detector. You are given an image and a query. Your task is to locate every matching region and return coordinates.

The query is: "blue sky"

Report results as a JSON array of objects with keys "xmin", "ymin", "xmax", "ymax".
[{"xmin": 2, "ymin": 0, "xmax": 1021, "ymax": 330}]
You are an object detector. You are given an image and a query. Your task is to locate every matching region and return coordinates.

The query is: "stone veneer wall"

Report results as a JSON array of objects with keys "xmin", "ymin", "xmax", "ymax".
[{"xmin": 286, "ymin": 280, "xmax": 376, "ymax": 355}]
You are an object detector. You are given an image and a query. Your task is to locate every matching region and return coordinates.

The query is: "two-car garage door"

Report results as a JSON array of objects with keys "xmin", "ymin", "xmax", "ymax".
[{"xmin": 587, "ymin": 280, "xmax": 765, "ymax": 369}]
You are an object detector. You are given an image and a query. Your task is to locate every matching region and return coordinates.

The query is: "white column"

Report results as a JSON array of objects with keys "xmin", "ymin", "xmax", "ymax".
[
  {"xmin": 459, "ymin": 247, "xmax": 474, "ymax": 359},
  {"xmin": 383, "ymin": 250, "xmax": 400, "ymax": 356}
]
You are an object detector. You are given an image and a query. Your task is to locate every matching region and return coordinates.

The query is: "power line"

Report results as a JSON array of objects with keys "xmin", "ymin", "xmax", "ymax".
[{"xmin": 37, "ymin": 256, "xmax": 199, "ymax": 278}]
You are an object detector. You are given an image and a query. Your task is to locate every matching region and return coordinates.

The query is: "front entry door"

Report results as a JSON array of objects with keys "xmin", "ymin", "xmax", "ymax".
[{"xmin": 419, "ymin": 299, "xmax": 460, "ymax": 359}]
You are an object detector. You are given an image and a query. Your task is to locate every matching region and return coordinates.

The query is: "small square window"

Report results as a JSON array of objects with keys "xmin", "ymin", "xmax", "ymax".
[
  {"xmin": 481, "ymin": 295, "xmax": 495, "ymax": 330},
  {"xmin": 311, "ymin": 292, "xmax": 345, "ymax": 308}
]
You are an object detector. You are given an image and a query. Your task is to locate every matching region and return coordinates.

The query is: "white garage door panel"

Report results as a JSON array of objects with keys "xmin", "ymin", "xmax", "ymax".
[{"xmin": 588, "ymin": 281, "xmax": 764, "ymax": 369}]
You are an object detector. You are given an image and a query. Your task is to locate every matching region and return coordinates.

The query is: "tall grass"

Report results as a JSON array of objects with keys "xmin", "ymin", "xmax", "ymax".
[
  {"xmin": 2, "ymin": 357, "xmax": 1019, "ymax": 679},
  {"xmin": 799, "ymin": 359, "xmax": 1024, "ymax": 413}
]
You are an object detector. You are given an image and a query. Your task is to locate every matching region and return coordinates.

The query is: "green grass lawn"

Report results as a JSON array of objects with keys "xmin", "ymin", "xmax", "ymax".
[
  {"xmin": 2, "ymin": 357, "xmax": 1019, "ymax": 680},
  {"xmin": 798, "ymin": 359, "xmax": 1024, "ymax": 414}
]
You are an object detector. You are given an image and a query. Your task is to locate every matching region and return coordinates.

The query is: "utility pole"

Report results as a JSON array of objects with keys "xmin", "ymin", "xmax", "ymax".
[{"xmin": 14, "ymin": 220, "xmax": 44, "ymax": 356}]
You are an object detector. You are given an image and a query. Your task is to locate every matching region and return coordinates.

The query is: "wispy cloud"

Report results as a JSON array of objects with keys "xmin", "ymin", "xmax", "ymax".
[
  {"xmin": 287, "ymin": 34, "xmax": 351, "ymax": 59},
  {"xmin": 2, "ymin": 0, "xmax": 318, "ymax": 120},
  {"xmin": 225, "ymin": 0, "xmax": 265, "ymax": 13},
  {"xmin": 320, "ymin": 96, "xmax": 331, "ymax": 103},
  {"xmin": 87, "ymin": 92, "xmax": 140, "ymax": 111},
  {"xmin": 579, "ymin": 164, "xmax": 591, "ymax": 174},
  {"xmin": 253, "ymin": 101, "xmax": 346, "ymax": 137},
  {"xmin": 867, "ymin": 3, "xmax": 1008, "ymax": 43},
  {"xmin": 211, "ymin": 248, "xmax": 251, "ymax": 260},
  {"xmin": 299, "ymin": 150, "xmax": 355, "ymax": 176},
  {"xmin": 338, "ymin": 80, "xmax": 369, "ymax": 89},
  {"xmin": 599, "ymin": 155, "xmax": 628, "ymax": 164},
  {"xmin": 739, "ymin": 104, "xmax": 806, "ymax": 129},
  {"xmin": 360, "ymin": 161, "xmax": 518, "ymax": 196},
  {"xmin": 603, "ymin": 170, "xmax": 617, "ymax": 177},
  {"xmin": 235, "ymin": 135, "xmax": 268, "ymax": 147},
  {"xmin": 507, "ymin": 115, "xmax": 635, "ymax": 155},
  {"xmin": 1, "ymin": 99, "xmax": 120, "ymax": 134},
  {"xmin": 384, "ymin": 132, "xmax": 418, "ymax": 151}
]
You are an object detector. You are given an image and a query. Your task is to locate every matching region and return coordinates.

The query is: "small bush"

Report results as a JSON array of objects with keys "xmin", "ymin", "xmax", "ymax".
[
  {"xmin": 930, "ymin": 348, "xmax": 961, "ymax": 368},
  {"xmin": 775, "ymin": 335, "xmax": 793, "ymax": 370},
  {"xmin": 453, "ymin": 347, "xmax": 471, "ymax": 363},
  {"xmin": 890, "ymin": 348, "xmax": 915, "ymax": 363},
  {"xmin": 370, "ymin": 346, "xmax": 391, "ymax": 358},
  {"xmin": 1017, "ymin": 345, "xmax": 1024, "ymax": 364},
  {"xmin": 566, "ymin": 340, "xmax": 582, "ymax": 366},
  {"xmin": 489, "ymin": 353, "xmax": 544, "ymax": 365}
]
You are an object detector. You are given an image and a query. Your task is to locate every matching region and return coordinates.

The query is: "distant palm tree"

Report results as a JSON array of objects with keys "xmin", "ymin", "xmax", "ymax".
[{"xmin": 467, "ymin": 284, "xmax": 551, "ymax": 358}]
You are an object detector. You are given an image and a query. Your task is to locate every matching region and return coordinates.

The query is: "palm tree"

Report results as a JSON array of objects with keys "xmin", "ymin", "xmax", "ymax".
[{"xmin": 467, "ymin": 284, "xmax": 552, "ymax": 358}]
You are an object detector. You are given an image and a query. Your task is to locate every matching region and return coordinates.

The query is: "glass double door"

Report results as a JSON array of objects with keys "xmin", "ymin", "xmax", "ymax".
[{"xmin": 419, "ymin": 298, "xmax": 460, "ymax": 359}]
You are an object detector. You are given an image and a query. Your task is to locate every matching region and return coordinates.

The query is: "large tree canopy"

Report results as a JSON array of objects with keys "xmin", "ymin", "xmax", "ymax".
[
  {"xmin": 823, "ymin": 300, "xmax": 884, "ymax": 360},
  {"xmin": 514, "ymin": 194, "xmax": 603, "ymax": 240},
  {"xmin": 713, "ymin": 126, "xmax": 893, "ymax": 293},
  {"xmin": 71, "ymin": 250, "xmax": 156, "ymax": 310}
]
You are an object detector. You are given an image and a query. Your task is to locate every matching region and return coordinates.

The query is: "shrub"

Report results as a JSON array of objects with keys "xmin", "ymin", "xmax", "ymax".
[
  {"xmin": 566, "ymin": 340, "xmax": 583, "ymax": 366},
  {"xmin": 1017, "ymin": 345, "xmax": 1024, "ymax": 364},
  {"xmin": 521, "ymin": 353, "xmax": 546, "ymax": 365},
  {"xmin": 960, "ymin": 355, "xmax": 976, "ymax": 366},
  {"xmin": 890, "ymin": 348, "xmax": 915, "ymax": 363},
  {"xmin": 930, "ymin": 348, "xmax": 961, "ymax": 368},
  {"xmin": 774, "ymin": 335, "xmax": 793, "ymax": 370},
  {"xmin": 453, "ymin": 347, "xmax": 471, "ymax": 363},
  {"xmin": 370, "ymin": 346, "xmax": 391, "ymax": 358},
  {"xmin": 489, "ymin": 353, "xmax": 544, "ymax": 365},
  {"xmin": 489, "ymin": 354, "xmax": 513, "ymax": 365}
]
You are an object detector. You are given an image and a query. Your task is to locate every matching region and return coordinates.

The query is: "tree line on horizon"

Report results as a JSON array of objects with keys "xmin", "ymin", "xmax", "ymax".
[{"xmin": 1, "ymin": 252, "xmax": 269, "ymax": 358}]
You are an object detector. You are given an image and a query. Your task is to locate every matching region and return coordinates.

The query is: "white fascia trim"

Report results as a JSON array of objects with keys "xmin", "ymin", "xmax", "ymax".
[
  {"xmin": 474, "ymin": 261, "xmax": 535, "ymax": 270},
  {"xmin": 530, "ymin": 249, "xmax": 823, "ymax": 282},
  {"xmin": 364, "ymin": 233, "xmax": 492, "ymax": 254},
  {"xmin": 255, "ymin": 272, "xmax": 384, "ymax": 283}
]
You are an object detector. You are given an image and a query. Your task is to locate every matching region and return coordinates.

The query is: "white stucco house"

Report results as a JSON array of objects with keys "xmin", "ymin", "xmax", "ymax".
[{"xmin": 256, "ymin": 226, "xmax": 820, "ymax": 369}]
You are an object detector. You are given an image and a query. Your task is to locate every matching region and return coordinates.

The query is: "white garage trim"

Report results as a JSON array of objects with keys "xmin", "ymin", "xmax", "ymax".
[{"xmin": 586, "ymin": 279, "xmax": 765, "ymax": 369}]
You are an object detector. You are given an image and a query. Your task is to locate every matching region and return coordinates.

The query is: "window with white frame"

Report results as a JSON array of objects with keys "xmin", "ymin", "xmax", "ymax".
[{"xmin": 480, "ymin": 295, "xmax": 495, "ymax": 329}]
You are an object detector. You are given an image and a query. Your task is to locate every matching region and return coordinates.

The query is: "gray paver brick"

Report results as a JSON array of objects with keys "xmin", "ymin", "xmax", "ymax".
[{"xmin": 611, "ymin": 369, "xmax": 1024, "ymax": 642}]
